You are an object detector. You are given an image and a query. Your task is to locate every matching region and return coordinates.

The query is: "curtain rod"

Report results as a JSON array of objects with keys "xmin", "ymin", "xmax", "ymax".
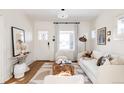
[{"xmin": 53, "ymin": 22, "xmax": 80, "ymax": 24}]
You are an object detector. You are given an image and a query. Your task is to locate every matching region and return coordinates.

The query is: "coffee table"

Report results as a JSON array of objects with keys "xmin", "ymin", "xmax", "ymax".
[{"xmin": 52, "ymin": 63, "xmax": 74, "ymax": 75}]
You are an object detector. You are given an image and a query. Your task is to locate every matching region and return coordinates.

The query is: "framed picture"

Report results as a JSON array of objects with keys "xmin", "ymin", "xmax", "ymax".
[
  {"xmin": 11, "ymin": 26, "xmax": 25, "ymax": 57},
  {"xmin": 97, "ymin": 27, "xmax": 106, "ymax": 45}
]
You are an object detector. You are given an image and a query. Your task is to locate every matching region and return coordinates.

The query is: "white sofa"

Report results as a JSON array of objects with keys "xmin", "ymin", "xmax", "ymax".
[{"xmin": 78, "ymin": 50, "xmax": 124, "ymax": 84}]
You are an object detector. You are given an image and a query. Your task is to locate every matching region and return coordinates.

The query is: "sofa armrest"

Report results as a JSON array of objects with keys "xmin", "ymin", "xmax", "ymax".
[{"xmin": 96, "ymin": 65, "xmax": 124, "ymax": 84}]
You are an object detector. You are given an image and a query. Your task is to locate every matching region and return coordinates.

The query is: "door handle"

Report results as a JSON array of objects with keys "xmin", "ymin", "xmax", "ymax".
[{"xmin": 48, "ymin": 42, "xmax": 50, "ymax": 46}]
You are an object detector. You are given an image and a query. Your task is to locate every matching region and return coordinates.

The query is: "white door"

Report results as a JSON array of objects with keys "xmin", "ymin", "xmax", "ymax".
[{"xmin": 35, "ymin": 31, "xmax": 50, "ymax": 60}]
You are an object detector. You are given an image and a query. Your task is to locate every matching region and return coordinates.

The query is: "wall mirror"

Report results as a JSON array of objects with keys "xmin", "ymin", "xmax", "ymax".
[{"xmin": 11, "ymin": 26, "xmax": 25, "ymax": 57}]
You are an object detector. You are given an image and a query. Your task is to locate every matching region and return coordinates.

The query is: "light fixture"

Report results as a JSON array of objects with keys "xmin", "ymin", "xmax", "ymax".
[
  {"xmin": 79, "ymin": 35, "xmax": 87, "ymax": 51},
  {"xmin": 58, "ymin": 9, "xmax": 68, "ymax": 19}
]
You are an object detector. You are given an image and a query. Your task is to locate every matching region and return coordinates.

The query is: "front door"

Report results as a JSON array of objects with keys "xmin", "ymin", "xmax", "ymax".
[{"xmin": 35, "ymin": 30, "xmax": 50, "ymax": 60}]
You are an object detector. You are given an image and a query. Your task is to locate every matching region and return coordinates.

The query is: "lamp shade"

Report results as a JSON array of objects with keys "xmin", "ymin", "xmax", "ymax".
[{"xmin": 79, "ymin": 35, "xmax": 87, "ymax": 42}]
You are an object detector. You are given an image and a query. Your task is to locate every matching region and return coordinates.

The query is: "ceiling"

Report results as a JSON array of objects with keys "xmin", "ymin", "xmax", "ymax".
[{"xmin": 25, "ymin": 9, "xmax": 102, "ymax": 22}]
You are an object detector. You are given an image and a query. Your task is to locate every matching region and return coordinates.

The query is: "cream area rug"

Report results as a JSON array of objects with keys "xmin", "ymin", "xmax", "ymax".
[{"xmin": 28, "ymin": 63, "xmax": 92, "ymax": 84}]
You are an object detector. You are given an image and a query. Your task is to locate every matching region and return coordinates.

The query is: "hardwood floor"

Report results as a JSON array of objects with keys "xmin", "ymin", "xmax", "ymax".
[
  {"xmin": 5, "ymin": 61, "xmax": 77, "ymax": 84},
  {"xmin": 5, "ymin": 61, "xmax": 44, "ymax": 84}
]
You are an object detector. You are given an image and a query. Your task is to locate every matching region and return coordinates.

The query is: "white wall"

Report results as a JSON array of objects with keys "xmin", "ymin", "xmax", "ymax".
[
  {"xmin": 0, "ymin": 16, "xmax": 6, "ymax": 83},
  {"xmin": 0, "ymin": 10, "xmax": 34, "ymax": 82},
  {"xmin": 91, "ymin": 10, "xmax": 124, "ymax": 55},
  {"xmin": 34, "ymin": 21, "xmax": 91, "ymax": 61},
  {"xmin": 78, "ymin": 21, "xmax": 91, "ymax": 52}
]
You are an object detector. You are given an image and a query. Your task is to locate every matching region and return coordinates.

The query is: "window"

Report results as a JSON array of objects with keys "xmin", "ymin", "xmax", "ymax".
[
  {"xmin": 59, "ymin": 31, "xmax": 75, "ymax": 50},
  {"xmin": 118, "ymin": 17, "xmax": 124, "ymax": 34},
  {"xmin": 38, "ymin": 31, "xmax": 48, "ymax": 40},
  {"xmin": 91, "ymin": 30, "xmax": 96, "ymax": 39}
]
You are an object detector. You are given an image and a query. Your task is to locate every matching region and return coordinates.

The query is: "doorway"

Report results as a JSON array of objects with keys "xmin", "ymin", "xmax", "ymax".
[{"xmin": 54, "ymin": 23, "xmax": 78, "ymax": 61}]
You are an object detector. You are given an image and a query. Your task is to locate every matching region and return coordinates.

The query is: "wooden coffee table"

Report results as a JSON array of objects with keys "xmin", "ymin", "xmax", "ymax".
[{"xmin": 52, "ymin": 63, "xmax": 74, "ymax": 75}]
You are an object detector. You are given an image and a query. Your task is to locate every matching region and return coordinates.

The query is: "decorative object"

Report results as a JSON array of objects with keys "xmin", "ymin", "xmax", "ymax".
[
  {"xmin": 52, "ymin": 36, "xmax": 55, "ymax": 41},
  {"xmin": 107, "ymin": 31, "xmax": 111, "ymax": 36},
  {"xmin": 97, "ymin": 27, "xmax": 106, "ymax": 45},
  {"xmin": 56, "ymin": 56, "xmax": 72, "ymax": 65},
  {"xmin": 14, "ymin": 63, "xmax": 27, "ymax": 78},
  {"xmin": 58, "ymin": 9, "xmax": 68, "ymax": 19},
  {"xmin": 107, "ymin": 37, "xmax": 111, "ymax": 42},
  {"xmin": 107, "ymin": 31, "xmax": 111, "ymax": 42},
  {"xmin": 11, "ymin": 26, "xmax": 25, "ymax": 57},
  {"xmin": 52, "ymin": 63, "xmax": 74, "ymax": 75},
  {"xmin": 11, "ymin": 26, "xmax": 30, "ymax": 78},
  {"xmin": 79, "ymin": 35, "xmax": 87, "ymax": 51},
  {"xmin": 82, "ymin": 51, "xmax": 92, "ymax": 58}
]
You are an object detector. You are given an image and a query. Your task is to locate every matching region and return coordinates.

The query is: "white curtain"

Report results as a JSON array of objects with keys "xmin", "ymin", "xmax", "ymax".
[{"xmin": 54, "ymin": 23, "xmax": 78, "ymax": 61}]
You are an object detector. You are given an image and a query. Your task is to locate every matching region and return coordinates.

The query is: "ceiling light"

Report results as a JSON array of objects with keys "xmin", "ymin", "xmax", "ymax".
[{"xmin": 58, "ymin": 9, "xmax": 68, "ymax": 19}]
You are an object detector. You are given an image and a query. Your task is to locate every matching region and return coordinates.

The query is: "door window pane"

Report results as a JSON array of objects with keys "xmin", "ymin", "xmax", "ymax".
[{"xmin": 38, "ymin": 31, "xmax": 48, "ymax": 40}]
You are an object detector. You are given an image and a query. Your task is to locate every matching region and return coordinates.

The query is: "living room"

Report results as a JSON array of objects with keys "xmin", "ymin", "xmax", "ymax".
[
  {"xmin": 0, "ymin": 9, "xmax": 124, "ymax": 84},
  {"xmin": 1, "ymin": 0, "xmax": 124, "ymax": 92}
]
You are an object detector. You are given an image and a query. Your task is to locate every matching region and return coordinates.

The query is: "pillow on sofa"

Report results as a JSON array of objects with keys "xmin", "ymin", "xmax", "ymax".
[
  {"xmin": 118, "ymin": 56, "xmax": 124, "ymax": 65},
  {"xmin": 92, "ymin": 50, "xmax": 103, "ymax": 59},
  {"xmin": 103, "ymin": 58, "xmax": 111, "ymax": 65},
  {"xmin": 109, "ymin": 56, "xmax": 124, "ymax": 65},
  {"xmin": 82, "ymin": 51, "xmax": 92, "ymax": 58},
  {"xmin": 97, "ymin": 56, "xmax": 104, "ymax": 66},
  {"xmin": 97, "ymin": 56, "xmax": 111, "ymax": 66},
  {"xmin": 110, "ymin": 58, "xmax": 119, "ymax": 65}
]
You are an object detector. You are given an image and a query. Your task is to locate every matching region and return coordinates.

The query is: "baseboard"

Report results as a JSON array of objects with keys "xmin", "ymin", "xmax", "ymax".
[
  {"xmin": 4, "ymin": 74, "xmax": 13, "ymax": 84},
  {"xmin": 35, "ymin": 60, "xmax": 77, "ymax": 63},
  {"xmin": 35, "ymin": 60, "xmax": 54, "ymax": 62}
]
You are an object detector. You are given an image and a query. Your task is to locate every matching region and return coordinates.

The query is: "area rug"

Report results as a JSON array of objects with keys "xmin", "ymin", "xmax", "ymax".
[{"xmin": 28, "ymin": 63, "xmax": 92, "ymax": 84}]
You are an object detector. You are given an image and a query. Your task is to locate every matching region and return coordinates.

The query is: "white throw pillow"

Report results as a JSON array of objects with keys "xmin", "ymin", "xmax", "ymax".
[
  {"xmin": 110, "ymin": 58, "xmax": 119, "ymax": 65},
  {"xmin": 103, "ymin": 58, "xmax": 111, "ymax": 65},
  {"xmin": 118, "ymin": 56, "xmax": 124, "ymax": 65},
  {"xmin": 56, "ymin": 58, "xmax": 63, "ymax": 64}
]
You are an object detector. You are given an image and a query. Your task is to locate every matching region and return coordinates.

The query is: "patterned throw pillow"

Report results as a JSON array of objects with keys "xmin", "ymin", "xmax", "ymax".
[
  {"xmin": 97, "ymin": 54, "xmax": 114, "ymax": 66},
  {"xmin": 82, "ymin": 51, "xmax": 92, "ymax": 58},
  {"xmin": 97, "ymin": 56, "xmax": 105, "ymax": 66}
]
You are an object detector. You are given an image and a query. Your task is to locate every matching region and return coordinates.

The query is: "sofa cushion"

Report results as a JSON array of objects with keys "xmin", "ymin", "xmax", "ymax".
[
  {"xmin": 81, "ymin": 59, "xmax": 98, "ymax": 78},
  {"xmin": 110, "ymin": 55, "xmax": 124, "ymax": 65},
  {"xmin": 110, "ymin": 58, "xmax": 119, "ymax": 65},
  {"xmin": 118, "ymin": 56, "xmax": 124, "ymax": 65}
]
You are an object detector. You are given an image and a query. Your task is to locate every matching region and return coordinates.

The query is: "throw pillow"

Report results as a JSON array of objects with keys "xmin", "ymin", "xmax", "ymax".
[
  {"xmin": 105, "ymin": 54, "xmax": 113, "ymax": 61},
  {"xmin": 103, "ymin": 58, "xmax": 111, "ymax": 65},
  {"xmin": 97, "ymin": 56, "xmax": 105, "ymax": 66},
  {"xmin": 118, "ymin": 56, "xmax": 124, "ymax": 65},
  {"xmin": 110, "ymin": 58, "xmax": 119, "ymax": 65},
  {"xmin": 56, "ymin": 58, "xmax": 63, "ymax": 64},
  {"xmin": 82, "ymin": 51, "xmax": 92, "ymax": 58}
]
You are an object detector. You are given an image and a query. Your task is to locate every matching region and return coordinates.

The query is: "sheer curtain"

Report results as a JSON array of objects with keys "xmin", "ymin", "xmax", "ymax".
[{"xmin": 54, "ymin": 23, "xmax": 78, "ymax": 61}]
